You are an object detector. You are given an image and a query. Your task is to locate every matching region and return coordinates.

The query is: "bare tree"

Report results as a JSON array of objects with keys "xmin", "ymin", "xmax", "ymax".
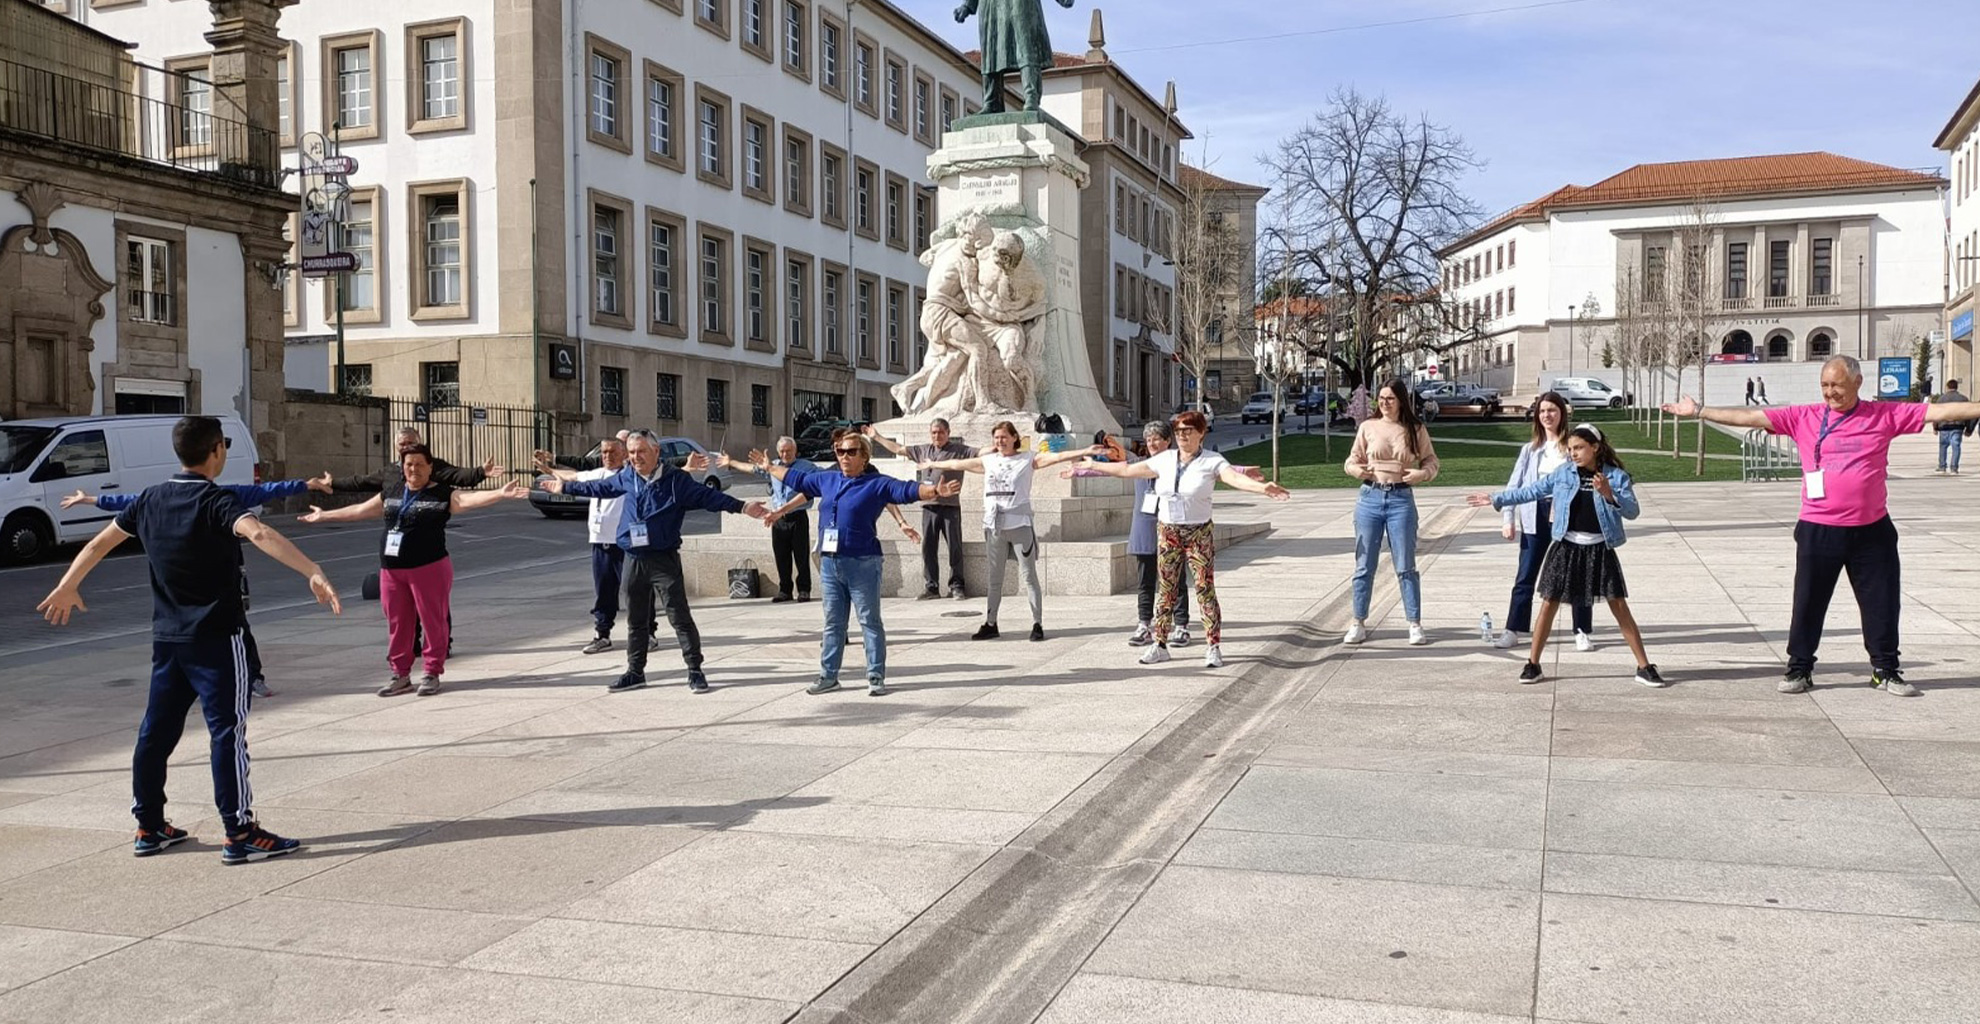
[
  {"xmin": 1670, "ymin": 198, "xmax": 1724, "ymax": 474},
  {"xmin": 1264, "ymin": 88, "xmax": 1484, "ymax": 390}
]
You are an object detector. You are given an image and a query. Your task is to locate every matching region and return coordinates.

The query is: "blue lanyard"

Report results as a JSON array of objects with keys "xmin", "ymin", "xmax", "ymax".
[
  {"xmin": 1815, "ymin": 406, "xmax": 1854, "ymax": 468},
  {"xmin": 395, "ymin": 486, "xmax": 423, "ymax": 531}
]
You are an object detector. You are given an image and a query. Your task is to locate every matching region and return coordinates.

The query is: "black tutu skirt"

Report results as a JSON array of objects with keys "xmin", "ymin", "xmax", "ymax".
[{"xmin": 1536, "ymin": 540, "xmax": 1627, "ymax": 605}]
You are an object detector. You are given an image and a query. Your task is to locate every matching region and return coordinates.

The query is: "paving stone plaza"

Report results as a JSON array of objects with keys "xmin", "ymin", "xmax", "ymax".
[{"xmin": 3, "ymin": 435, "xmax": 1978, "ymax": 1023}]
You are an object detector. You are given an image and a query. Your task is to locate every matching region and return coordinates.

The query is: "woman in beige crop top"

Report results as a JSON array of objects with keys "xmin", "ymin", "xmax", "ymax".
[{"xmin": 1341, "ymin": 380, "xmax": 1441, "ymax": 646}]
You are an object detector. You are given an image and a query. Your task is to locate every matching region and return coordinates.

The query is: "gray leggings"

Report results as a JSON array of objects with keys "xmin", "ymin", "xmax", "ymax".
[{"xmin": 984, "ymin": 525, "xmax": 1043, "ymax": 627}]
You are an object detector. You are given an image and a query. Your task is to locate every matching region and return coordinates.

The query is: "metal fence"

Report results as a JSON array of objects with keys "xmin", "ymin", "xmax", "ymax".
[
  {"xmin": 0, "ymin": 56, "xmax": 278, "ymax": 188},
  {"xmin": 1740, "ymin": 428, "xmax": 1799, "ymax": 482},
  {"xmin": 384, "ymin": 397, "xmax": 583, "ymax": 486}
]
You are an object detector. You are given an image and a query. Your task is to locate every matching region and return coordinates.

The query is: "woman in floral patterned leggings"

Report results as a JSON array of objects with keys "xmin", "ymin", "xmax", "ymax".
[{"xmin": 1076, "ymin": 410, "xmax": 1290, "ymax": 669}]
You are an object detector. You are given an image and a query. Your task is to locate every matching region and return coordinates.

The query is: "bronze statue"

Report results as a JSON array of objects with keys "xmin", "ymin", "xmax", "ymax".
[{"xmin": 954, "ymin": 0, "xmax": 1076, "ymax": 113}]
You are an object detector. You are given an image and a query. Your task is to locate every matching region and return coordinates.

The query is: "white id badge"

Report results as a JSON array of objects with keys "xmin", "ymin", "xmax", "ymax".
[
  {"xmin": 1804, "ymin": 470, "xmax": 1827, "ymax": 501},
  {"xmin": 1140, "ymin": 492, "xmax": 1159, "ymax": 515},
  {"xmin": 821, "ymin": 528, "xmax": 841, "ymax": 553},
  {"xmin": 383, "ymin": 530, "xmax": 405, "ymax": 557},
  {"xmin": 628, "ymin": 523, "xmax": 650, "ymax": 548}
]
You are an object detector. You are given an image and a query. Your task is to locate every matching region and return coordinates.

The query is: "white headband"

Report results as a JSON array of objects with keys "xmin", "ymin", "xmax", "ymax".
[{"xmin": 1572, "ymin": 423, "xmax": 1603, "ymax": 442}]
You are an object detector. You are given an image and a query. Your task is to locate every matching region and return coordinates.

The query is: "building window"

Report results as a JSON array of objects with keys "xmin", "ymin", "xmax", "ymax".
[
  {"xmin": 913, "ymin": 189, "xmax": 932, "ymax": 256},
  {"xmin": 1768, "ymin": 240, "xmax": 1790, "ymax": 298},
  {"xmin": 644, "ymin": 63, "xmax": 683, "ymax": 169},
  {"xmin": 1767, "ymin": 335, "xmax": 1791, "ymax": 361},
  {"xmin": 740, "ymin": 0, "xmax": 767, "ymax": 56},
  {"xmin": 783, "ymin": 0, "xmax": 808, "ymax": 75},
  {"xmin": 422, "ymin": 193, "xmax": 463, "ymax": 308},
  {"xmin": 741, "ymin": 108, "xmax": 773, "ymax": 201},
  {"xmin": 126, "ymin": 237, "xmax": 174, "ymax": 324},
  {"xmin": 275, "ymin": 52, "xmax": 292, "ymax": 144},
  {"xmin": 657, "ymin": 373, "xmax": 680, "ymax": 420},
  {"xmin": 695, "ymin": 0, "xmax": 729, "ymax": 36},
  {"xmin": 853, "ymin": 36, "xmax": 876, "ymax": 115},
  {"xmin": 174, "ymin": 66, "xmax": 211, "ymax": 149},
  {"xmin": 336, "ymin": 45, "xmax": 372, "ymax": 130},
  {"xmin": 886, "ymin": 283, "xmax": 904, "ymax": 368},
  {"xmin": 786, "ymin": 254, "xmax": 810, "ymax": 352},
  {"xmin": 1644, "ymin": 246, "xmax": 1666, "ymax": 298},
  {"xmin": 423, "ymin": 361, "xmax": 460, "ymax": 407},
  {"xmin": 861, "ymin": 397, "xmax": 876, "ymax": 423},
  {"xmin": 854, "ymin": 161, "xmax": 877, "ymax": 238},
  {"xmin": 820, "ymin": 145, "xmax": 845, "ymax": 227},
  {"xmin": 856, "ymin": 277, "xmax": 875, "ymax": 363},
  {"xmin": 319, "ymin": 32, "xmax": 385, "ymax": 139},
  {"xmin": 751, "ymin": 384, "xmax": 771, "ymax": 427},
  {"xmin": 341, "ymin": 198, "xmax": 375, "ymax": 312},
  {"xmin": 745, "ymin": 243, "xmax": 770, "ymax": 346},
  {"xmin": 1808, "ymin": 332, "xmax": 1833, "ymax": 360},
  {"xmin": 783, "ymin": 127, "xmax": 812, "ymax": 216},
  {"xmin": 1726, "ymin": 242, "xmax": 1748, "ymax": 299},
  {"xmin": 1506, "ymin": 286, "xmax": 1515, "ymax": 314},
  {"xmin": 1811, "ymin": 237, "xmax": 1833, "ymax": 296},
  {"xmin": 649, "ymin": 213, "xmax": 681, "ymax": 333},
  {"xmin": 1507, "ymin": 239, "xmax": 1516, "ymax": 267},
  {"xmin": 707, "ymin": 379, "xmax": 729, "ymax": 423},
  {"xmin": 823, "ymin": 267, "xmax": 843, "ymax": 354},
  {"xmin": 940, "ymin": 86, "xmax": 958, "ymax": 133},
  {"xmin": 589, "ymin": 46, "xmax": 622, "ymax": 143},
  {"xmin": 695, "ymin": 86, "xmax": 732, "ymax": 187},
  {"xmin": 819, "ymin": 14, "xmax": 843, "ymax": 96},
  {"xmin": 884, "ymin": 174, "xmax": 906, "ymax": 249},
  {"xmin": 342, "ymin": 364, "xmax": 374, "ymax": 396},
  {"xmin": 600, "ymin": 366, "xmax": 626, "ymax": 415},
  {"xmin": 913, "ymin": 73, "xmax": 932, "ymax": 141},
  {"xmin": 700, "ymin": 227, "xmax": 732, "ymax": 342},
  {"xmin": 405, "ymin": 19, "xmax": 468, "ymax": 132},
  {"xmin": 593, "ymin": 202, "xmax": 624, "ymax": 320}
]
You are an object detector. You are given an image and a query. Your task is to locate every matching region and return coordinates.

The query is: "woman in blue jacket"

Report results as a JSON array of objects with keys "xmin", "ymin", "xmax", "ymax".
[{"xmin": 1469, "ymin": 424, "xmax": 1664, "ymax": 687}]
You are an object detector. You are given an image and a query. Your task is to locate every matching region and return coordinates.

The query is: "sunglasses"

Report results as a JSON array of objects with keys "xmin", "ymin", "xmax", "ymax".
[{"xmin": 834, "ymin": 447, "xmax": 865, "ymax": 456}]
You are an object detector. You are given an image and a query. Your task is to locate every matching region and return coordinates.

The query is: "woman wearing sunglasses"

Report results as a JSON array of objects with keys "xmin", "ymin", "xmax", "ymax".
[{"xmin": 750, "ymin": 434, "xmax": 960, "ymax": 696}]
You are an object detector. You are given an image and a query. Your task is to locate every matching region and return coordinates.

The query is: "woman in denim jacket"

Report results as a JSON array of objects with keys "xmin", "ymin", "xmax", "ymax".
[
  {"xmin": 1469, "ymin": 424, "xmax": 1665, "ymax": 688},
  {"xmin": 1494, "ymin": 393, "xmax": 1596, "ymax": 652}
]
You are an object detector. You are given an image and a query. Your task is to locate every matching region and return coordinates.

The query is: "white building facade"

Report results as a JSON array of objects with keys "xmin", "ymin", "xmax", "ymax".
[
  {"xmin": 1939, "ymin": 78, "xmax": 1980, "ymax": 389},
  {"xmin": 1434, "ymin": 154, "xmax": 1948, "ymax": 395}
]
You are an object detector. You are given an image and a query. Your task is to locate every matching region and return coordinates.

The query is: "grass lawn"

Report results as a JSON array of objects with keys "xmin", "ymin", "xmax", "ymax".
[{"xmin": 1224, "ymin": 433, "xmax": 1746, "ymax": 490}]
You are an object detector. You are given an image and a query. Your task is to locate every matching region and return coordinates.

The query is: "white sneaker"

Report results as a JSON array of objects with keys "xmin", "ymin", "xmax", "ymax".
[
  {"xmin": 1407, "ymin": 622, "xmax": 1428, "ymax": 646},
  {"xmin": 1574, "ymin": 630, "xmax": 1595, "ymax": 652},
  {"xmin": 1138, "ymin": 645, "xmax": 1172, "ymax": 665},
  {"xmin": 1168, "ymin": 625, "xmax": 1191, "ymax": 648},
  {"xmin": 1343, "ymin": 622, "xmax": 1369, "ymax": 645},
  {"xmin": 1492, "ymin": 628, "xmax": 1520, "ymax": 650},
  {"xmin": 1203, "ymin": 643, "xmax": 1223, "ymax": 668},
  {"xmin": 1126, "ymin": 623, "xmax": 1154, "ymax": 647}
]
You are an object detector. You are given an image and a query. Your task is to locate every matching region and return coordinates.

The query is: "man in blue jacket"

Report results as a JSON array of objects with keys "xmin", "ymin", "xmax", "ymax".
[{"xmin": 545, "ymin": 430, "xmax": 767, "ymax": 693}]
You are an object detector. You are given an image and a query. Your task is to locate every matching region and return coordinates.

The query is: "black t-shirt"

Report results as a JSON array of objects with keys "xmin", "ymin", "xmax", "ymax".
[
  {"xmin": 113, "ymin": 473, "xmax": 252, "ymax": 643},
  {"xmin": 380, "ymin": 479, "xmax": 455, "ymax": 570},
  {"xmin": 1567, "ymin": 469, "xmax": 1602, "ymax": 534}
]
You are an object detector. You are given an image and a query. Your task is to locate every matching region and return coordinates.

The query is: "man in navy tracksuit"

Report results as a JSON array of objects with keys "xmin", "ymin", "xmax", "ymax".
[
  {"xmin": 38, "ymin": 417, "xmax": 342, "ymax": 864},
  {"xmin": 546, "ymin": 429, "xmax": 767, "ymax": 693}
]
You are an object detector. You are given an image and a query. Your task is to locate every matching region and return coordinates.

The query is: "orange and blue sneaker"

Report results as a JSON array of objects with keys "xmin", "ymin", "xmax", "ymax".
[
  {"xmin": 133, "ymin": 823, "xmax": 190, "ymax": 857},
  {"xmin": 221, "ymin": 823, "xmax": 303, "ymax": 865}
]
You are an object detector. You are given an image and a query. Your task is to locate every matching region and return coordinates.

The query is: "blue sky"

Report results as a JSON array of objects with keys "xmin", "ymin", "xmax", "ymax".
[{"xmin": 923, "ymin": 0, "xmax": 1976, "ymax": 216}]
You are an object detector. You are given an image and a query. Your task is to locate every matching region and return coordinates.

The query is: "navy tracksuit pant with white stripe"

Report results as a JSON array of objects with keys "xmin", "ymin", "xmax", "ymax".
[{"xmin": 132, "ymin": 631, "xmax": 254, "ymax": 832}]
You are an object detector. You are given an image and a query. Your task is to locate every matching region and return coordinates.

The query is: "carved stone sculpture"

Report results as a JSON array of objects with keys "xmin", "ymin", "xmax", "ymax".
[{"xmin": 895, "ymin": 211, "xmax": 1053, "ymax": 419}]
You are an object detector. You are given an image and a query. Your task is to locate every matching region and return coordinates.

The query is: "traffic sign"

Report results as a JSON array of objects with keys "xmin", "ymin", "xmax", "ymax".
[
  {"xmin": 317, "ymin": 155, "xmax": 359, "ymax": 176},
  {"xmin": 300, "ymin": 252, "xmax": 358, "ymax": 276}
]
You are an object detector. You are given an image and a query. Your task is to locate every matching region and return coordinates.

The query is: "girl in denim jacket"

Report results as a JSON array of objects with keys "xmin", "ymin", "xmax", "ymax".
[{"xmin": 1469, "ymin": 424, "xmax": 1665, "ymax": 687}]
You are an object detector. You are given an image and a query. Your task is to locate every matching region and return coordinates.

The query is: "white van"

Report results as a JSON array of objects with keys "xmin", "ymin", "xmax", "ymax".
[
  {"xmin": 0, "ymin": 414, "xmax": 257, "ymax": 563},
  {"xmin": 1549, "ymin": 377, "xmax": 1625, "ymax": 409}
]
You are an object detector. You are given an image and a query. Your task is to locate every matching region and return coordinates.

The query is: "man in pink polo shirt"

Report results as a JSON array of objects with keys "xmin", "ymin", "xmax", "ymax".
[{"xmin": 1667, "ymin": 355, "xmax": 1980, "ymax": 697}]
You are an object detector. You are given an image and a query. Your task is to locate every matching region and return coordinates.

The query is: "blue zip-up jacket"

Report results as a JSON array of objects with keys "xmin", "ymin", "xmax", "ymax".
[
  {"xmin": 563, "ymin": 464, "xmax": 744, "ymax": 554},
  {"xmin": 1490, "ymin": 463, "xmax": 1639, "ymax": 548},
  {"xmin": 93, "ymin": 479, "xmax": 310, "ymax": 514}
]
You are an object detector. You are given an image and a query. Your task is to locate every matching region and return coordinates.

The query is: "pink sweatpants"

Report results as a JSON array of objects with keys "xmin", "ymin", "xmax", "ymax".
[{"xmin": 380, "ymin": 557, "xmax": 453, "ymax": 678}]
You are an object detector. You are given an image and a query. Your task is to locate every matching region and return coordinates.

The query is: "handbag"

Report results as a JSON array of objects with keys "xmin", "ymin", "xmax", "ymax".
[{"xmin": 728, "ymin": 559, "xmax": 761, "ymax": 599}]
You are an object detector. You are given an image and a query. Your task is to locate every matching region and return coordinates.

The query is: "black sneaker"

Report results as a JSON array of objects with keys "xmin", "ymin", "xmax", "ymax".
[
  {"xmin": 687, "ymin": 670, "xmax": 711, "ymax": 694},
  {"xmin": 221, "ymin": 824, "xmax": 303, "ymax": 865},
  {"xmin": 1634, "ymin": 664, "xmax": 1669, "ymax": 688},
  {"xmin": 581, "ymin": 635, "xmax": 613, "ymax": 655},
  {"xmin": 1029, "ymin": 623, "xmax": 1045, "ymax": 642},
  {"xmin": 798, "ymin": 592, "xmax": 812, "ymax": 603},
  {"xmin": 1518, "ymin": 662, "xmax": 1543, "ymax": 684},
  {"xmin": 1872, "ymin": 668, "xmax": 1919, "ymax": 697},
  {"xmin": 916, "ymin": 590, "xmax": 941, "ymax": 601},
  {"xmin": 972, "ymin": 623, "xmax": 1000, "ymax": 641},
  {"xmin": 133, "ymin": 823, "xmax": 190, "ymax": 857},
  {"xmin": 1777, "ymin": 668, "xmax": 1814, "ymax": 694},
  {"xmin": 607, "ymin": 672, "xmax": 647, "ymax": 693},
  {"xmin": 806, "ymin": 677, "xmax": 842, "ymax": 695},
  {"xmin": 772, "ymin": 593, "xmax": 794, "ymax": 604}
]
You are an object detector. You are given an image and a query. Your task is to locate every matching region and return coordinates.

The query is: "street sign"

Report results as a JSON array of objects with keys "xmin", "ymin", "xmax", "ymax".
[
  {"xmin": 299, "ymin": 209, "xmax": 331, "ymax": 259},
  {"xmin": 412, "ymin": 403, "xmax": 430, "ymax": 423},
  {"xmin": 1877, "ymin": 356, "xmax": 1911, "ymax": 399},
  {"xmin": 300, "ymin": 252, "xmax": 358, "ymax": 276},
  {"xmin": 316, "ymin": 155, "xmax": 359, "ymax": 175},
  {"xmin": 549, "ymin": 343, "xmax": 578, "ymax": 380},
  {"xmin": 471, "ymin": 407, "xmax": 488, "ymax": 425}
]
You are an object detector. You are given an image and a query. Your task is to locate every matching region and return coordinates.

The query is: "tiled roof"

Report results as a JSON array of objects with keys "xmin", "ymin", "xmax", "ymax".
[
  {"xmin": 1254, "ymin": 296, "xmax": 1330, "ymax": 319},
  {"xmin": 1446, "ymin": 152, "xmax": 1945, "ymax": 254},
  {"xmin": 1179, "ymin": 164, "xmax": 1268, "ymax": 194}
]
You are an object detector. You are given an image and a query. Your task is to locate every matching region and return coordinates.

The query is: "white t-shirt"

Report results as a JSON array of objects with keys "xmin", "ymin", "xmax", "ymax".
[
  {"xmin": 1147, "ymin": 448, "xmax": 1229, "ymax": 526},
  {"xmin": 1535, "ymin": 442, "xmax": 1568, "ymax": 477},
  {"xmin": 980, "ymin": 451, "xmax": 1035, "ymax": 531},
  {"xmin": 578, "ymin": 467, "xmax": 627, "ymax": 545}
]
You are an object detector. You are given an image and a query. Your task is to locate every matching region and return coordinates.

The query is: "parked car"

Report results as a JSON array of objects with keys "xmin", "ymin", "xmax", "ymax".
[
  {"xmin": 1550, "ymin": 376, "xmax": 1627, "ymax": 409},
  {"xmin": 1239, "ymin": 392, "xmax": 1277, "ymax": 425},
  {"xmin": 0, "ymin": 413, "xmax": 257, "ymax": 563},
  {"xmin": 795, "ymin": 419, "xmax": 866, "ymax": 461},
  {"xmin": 1414, "ymin": 382, "xmax": 1502, "ymax": 416},
  {"xmin": 529, "ymin": 435, "xmax": 738, "ymax": 519}
]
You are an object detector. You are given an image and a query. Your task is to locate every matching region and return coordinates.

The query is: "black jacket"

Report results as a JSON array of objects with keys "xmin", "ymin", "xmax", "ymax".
[{"xmin": 331, "ymin": 457, "xmax": 487, "ymax": 493}]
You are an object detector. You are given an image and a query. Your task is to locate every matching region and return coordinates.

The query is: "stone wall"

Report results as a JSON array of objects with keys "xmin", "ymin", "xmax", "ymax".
[{"xmin": 274, "ymin": 387, "xmax": 391, "ymax": 511}]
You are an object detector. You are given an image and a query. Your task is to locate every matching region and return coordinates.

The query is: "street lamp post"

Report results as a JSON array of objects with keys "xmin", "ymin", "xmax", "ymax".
[
  {"xmin": 1857, "ymin": 254, "xmax": 1867, "ymax": 359},
  {"xmin": 1568, "ymin": 304, "xmax": 1577, "ymax": 375}
]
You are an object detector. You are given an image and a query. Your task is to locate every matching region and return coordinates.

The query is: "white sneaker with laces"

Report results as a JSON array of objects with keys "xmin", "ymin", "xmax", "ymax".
[
  {"xmin": 1492, "ymin": 628, "xmax": 1520, "ymax": 650},
  {"xmin": 1574, "ymin": 630, "xmax": 1595, "ymax": 652},
  {"xmin": 1203, "ymin": 643, "xmax": 1223, "ymax": 668},
  {"xmin": 1343, "ymin": 622, "xmax": 1369, "ymax": 645},
  {"xmin": 1138, "ymin": 645, "xmax": 1172, "ymax": 665},
  {"xmin": 1407, "ymin": 622, "xmax": 1428, "ymax": 646}
]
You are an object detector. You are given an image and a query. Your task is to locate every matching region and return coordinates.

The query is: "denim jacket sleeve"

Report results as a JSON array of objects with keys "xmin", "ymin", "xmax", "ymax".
[
  {"xmin": 1491, "ymin": 463, "xmax": 1566, "ymax": 511},
  {"xmin": 1501, "ymin": 443, "xmax": 1535, "ymax": 528},
  {"xmin": 1606, "ymin": 468, "xmax": 1639, "ymax": 520}
]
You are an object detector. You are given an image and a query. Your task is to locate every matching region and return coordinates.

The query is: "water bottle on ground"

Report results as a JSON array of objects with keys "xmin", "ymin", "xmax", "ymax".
[{"xmin": 1479, "ymin": 613, "xmax": 1493, "ymax": 642}]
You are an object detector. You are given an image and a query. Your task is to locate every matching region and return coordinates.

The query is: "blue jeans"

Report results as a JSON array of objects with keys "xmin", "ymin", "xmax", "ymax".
[
  {"xmin": 819, "ymin": 554, "xmax": 886, "ymax": 683},
  {"xmin": 1352, "ymin": 484, "xmax": 1421, "ymax": 622},
  {"xmin": 1938, "ymin": 430, "xmax": 1962, "ymax": 472}
]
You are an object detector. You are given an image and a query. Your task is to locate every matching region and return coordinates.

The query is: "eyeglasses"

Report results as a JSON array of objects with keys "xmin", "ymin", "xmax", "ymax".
[{"xmin": 834, "ymin": 447, "xmax": 865, "ymax": 456}]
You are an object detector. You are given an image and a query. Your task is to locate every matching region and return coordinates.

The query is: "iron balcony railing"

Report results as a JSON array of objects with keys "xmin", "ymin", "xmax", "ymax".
[{"xmin": 0, "ymin": 56, "xmax": 277, "ymax": 188}]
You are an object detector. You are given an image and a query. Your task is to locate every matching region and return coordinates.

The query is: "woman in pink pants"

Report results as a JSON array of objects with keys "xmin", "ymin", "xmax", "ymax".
[{"xmin": 301, "ymin": 445, "xmax": 526, "ymax": 696}]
